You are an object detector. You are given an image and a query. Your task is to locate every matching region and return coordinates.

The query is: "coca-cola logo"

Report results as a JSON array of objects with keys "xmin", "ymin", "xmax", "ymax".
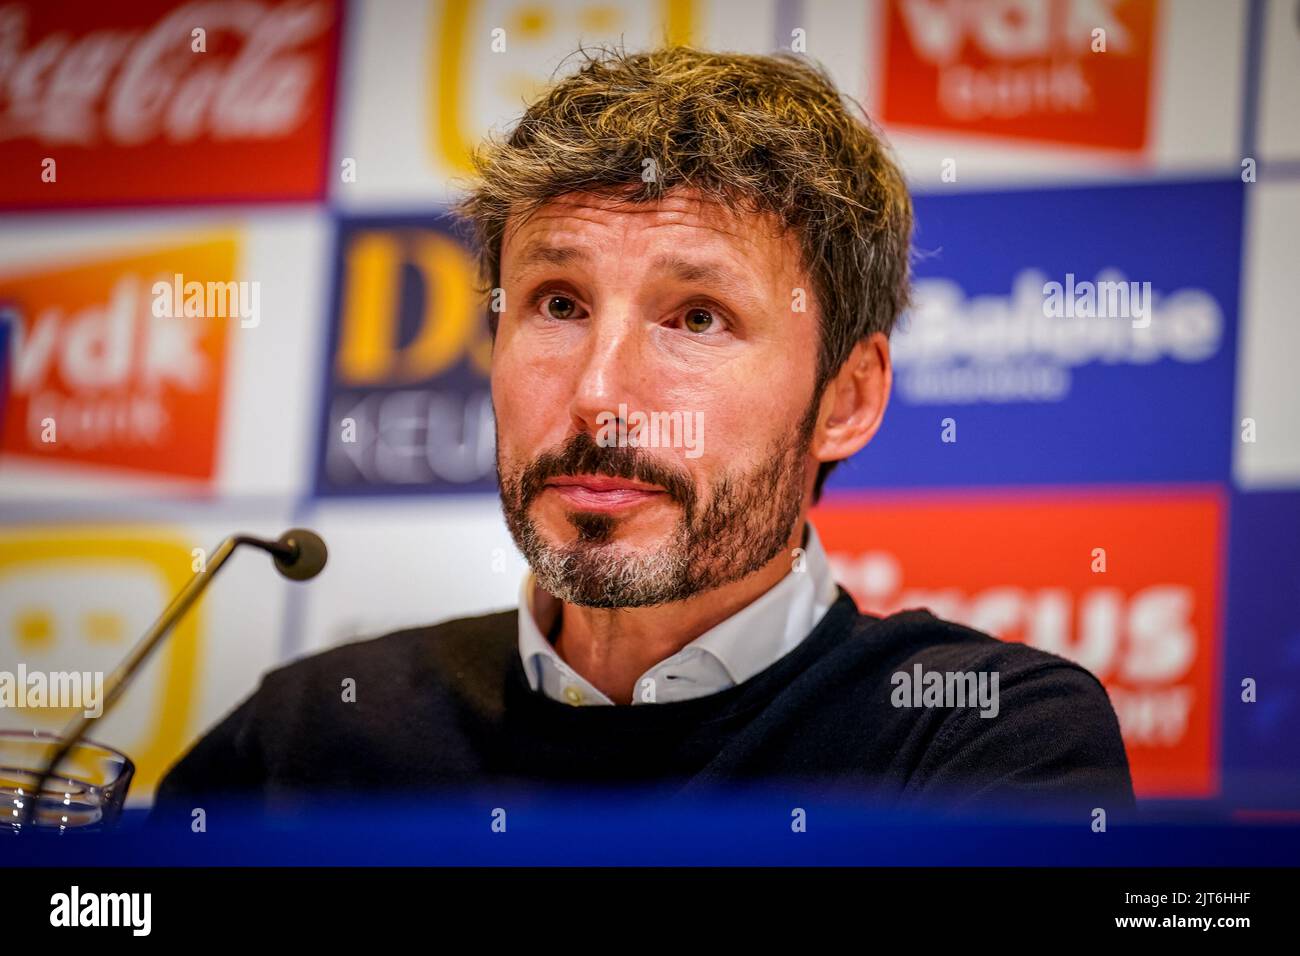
[{"xmin": 0, "ymin": 0, "xmax": 329, "ymax": 146}]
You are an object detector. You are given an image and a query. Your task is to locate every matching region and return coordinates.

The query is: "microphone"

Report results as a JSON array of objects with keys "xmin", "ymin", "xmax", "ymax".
[
  {"xmin": 271, "ymin": 528, "xmax": 328, "ymax": 581},
  {"xmin": 16, "ymin": 529, "xmax": 327, "ymax": 831}
]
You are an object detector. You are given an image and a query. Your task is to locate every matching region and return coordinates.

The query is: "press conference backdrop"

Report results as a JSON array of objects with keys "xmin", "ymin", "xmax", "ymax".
[{"xmin": 0, "ymin": 0, "xmax": 1296, "ymax": 809}]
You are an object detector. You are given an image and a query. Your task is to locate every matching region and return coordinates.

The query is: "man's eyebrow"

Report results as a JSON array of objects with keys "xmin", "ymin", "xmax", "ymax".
[
  {"xmin": 509, "ymin": 246, "xmax": 758, "ymax": 301},
  {"xmin": 650, "ymin": 254, "xmax": 741, "ymax": 286},
  {"xmin": 515, "ymin": 242, "xmax": 589, "ymax": 267}
]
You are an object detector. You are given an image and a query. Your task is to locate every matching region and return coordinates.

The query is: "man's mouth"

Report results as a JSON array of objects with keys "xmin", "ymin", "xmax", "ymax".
[{"xmin": 543, "ymin": 475, "xmax": 668, "ymax": 513}]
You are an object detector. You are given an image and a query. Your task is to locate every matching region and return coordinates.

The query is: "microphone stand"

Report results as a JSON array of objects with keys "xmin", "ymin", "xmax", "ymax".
[{"xmin": 17, "ymin": 530, "xmax": 324, "ymax": 832}]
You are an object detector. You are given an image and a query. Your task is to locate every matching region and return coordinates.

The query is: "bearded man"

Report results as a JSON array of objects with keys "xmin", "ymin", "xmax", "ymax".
[{"xmin": 152, "ymin": 47, "xmax": 1134, "ymax": 821}]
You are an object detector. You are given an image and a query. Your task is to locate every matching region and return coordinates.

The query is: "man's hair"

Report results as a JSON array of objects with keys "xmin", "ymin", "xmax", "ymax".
[{"xmin": 455, "ymin": 45, "xmax": 913, "ymax": 501}]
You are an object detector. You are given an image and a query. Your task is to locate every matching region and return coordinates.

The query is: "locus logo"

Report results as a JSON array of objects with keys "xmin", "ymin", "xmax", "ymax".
[
  {"xmin": 49, "ymin": 886, "xmax": 151, "ymax": 936},
  {"xmin": 815, "ymin": 492, "xmax": 1221, "ymax": 797}
]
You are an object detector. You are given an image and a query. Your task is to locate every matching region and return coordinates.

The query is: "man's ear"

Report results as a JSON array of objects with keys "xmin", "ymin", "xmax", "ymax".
[{"xmin": 811, "ymin": 332, "xmax": 892, "ymax": 467}]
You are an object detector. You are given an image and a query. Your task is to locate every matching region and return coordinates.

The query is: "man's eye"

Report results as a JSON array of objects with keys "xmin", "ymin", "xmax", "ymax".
[
  {"xmin": 683, "ymin": 307, "xmax": 715, "ymax": 334},
  {"xmin": 545, "ymin": 295, "xmax": 577, "ymax": 320}
]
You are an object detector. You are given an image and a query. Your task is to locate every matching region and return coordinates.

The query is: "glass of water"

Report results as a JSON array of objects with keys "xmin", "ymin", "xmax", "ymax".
[{"xmin": 0, "ymin": 730, "xmax": 134, "ymax": 833}]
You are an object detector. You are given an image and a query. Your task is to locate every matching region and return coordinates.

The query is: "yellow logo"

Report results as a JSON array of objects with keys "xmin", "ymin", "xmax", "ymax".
[
  {"xmin": 429, "ymin": 0, "xmax": 699, "ymax": 174},
  {"xmin": 0, "ymin": 528, "xmax": 203, "ymax": 798},
  {"xmin": 336, "ymin": 227, "xmax": 491, "ymax": 385}
]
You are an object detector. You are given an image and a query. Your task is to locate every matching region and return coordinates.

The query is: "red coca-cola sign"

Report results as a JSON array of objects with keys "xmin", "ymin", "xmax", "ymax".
[{"xmin": 0, "ymin": 0, "xmax": 340, "ymax": 207}]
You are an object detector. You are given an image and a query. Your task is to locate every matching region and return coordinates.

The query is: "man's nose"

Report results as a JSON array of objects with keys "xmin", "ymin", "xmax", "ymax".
[{"xmin": 567, "ymin": 316, "xmax": 646, "ymax": 437}]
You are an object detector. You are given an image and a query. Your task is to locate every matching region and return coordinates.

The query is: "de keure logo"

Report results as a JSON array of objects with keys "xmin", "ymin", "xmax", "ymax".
[{"xmin": 315, "ymin": 213, "xmax": 496, "ymax": 496}]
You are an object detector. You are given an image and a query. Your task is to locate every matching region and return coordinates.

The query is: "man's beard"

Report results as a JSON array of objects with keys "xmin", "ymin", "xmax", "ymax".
[{"xmin": 496, "ymin": 404, "xmax": 817, "ymax": 609}]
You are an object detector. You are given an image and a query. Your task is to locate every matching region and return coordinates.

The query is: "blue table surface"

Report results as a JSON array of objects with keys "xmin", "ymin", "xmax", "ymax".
[{"xmin": 5, "ymin": 789, "xmax": 1299, "ymax": 866}]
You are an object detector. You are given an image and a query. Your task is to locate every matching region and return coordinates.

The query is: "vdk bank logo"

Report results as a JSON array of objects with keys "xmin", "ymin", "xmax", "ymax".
[
  {"xmin": 880, "ymin": 0, "xmax": 1159, "ymax": 151},
  {"xmin": 0, "ymin": 236, "xmax": 236, "ymax": 481}
]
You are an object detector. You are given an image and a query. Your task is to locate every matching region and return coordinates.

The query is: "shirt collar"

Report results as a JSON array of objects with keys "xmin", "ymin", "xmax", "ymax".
[{"xmin": 517, "ymin": 520, "xmax": 840, "ymax": 705}]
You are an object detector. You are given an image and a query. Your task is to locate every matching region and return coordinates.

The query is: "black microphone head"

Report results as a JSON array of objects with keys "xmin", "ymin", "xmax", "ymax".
[{"xmin": 274, "ymin": 529, "xmax": 328, "ymax": 581}]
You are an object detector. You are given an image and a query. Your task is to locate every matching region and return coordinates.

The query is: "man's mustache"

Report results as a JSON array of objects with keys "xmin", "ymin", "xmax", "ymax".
[{"xmin": 517, "ymin": 431, "xmax": 697, "ymax": 514}]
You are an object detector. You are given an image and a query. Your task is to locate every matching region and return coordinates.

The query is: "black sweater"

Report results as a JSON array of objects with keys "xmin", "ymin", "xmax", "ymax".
[{"xmin": 151, "ymin": 588, "xmax": 1135, "ymax": 821}]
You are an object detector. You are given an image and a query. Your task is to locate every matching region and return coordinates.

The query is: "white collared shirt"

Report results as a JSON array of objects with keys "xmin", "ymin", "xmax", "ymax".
[{"xmin": 517, "ymin": 521, "xmax": 841, "ymax": 705}]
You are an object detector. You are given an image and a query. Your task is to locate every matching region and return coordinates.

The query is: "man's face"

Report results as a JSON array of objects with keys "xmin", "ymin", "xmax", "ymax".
[{"xmin": 492, "ymin": 189, "xmax": 823, "ymax": 608}]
